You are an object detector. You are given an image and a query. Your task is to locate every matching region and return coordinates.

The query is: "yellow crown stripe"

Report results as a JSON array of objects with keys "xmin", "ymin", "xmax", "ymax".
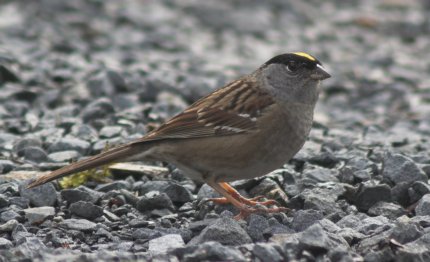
[{"xmin": 293, "ymin": 52, "xmax": 316, "ymax": 61}]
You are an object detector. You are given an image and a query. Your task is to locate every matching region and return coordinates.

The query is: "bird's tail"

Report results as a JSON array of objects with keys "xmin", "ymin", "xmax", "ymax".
[{"xmin": 27, "ymin": 143, "xmax": 142, "ymax": 189}]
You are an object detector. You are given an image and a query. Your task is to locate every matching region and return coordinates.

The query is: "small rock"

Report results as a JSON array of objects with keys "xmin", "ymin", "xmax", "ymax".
[
  {"xmin": 0, "ymin": 64, "xmax": 19, "ymax": 83},
  {"xmin": 408, "ymin": 181, "xmax": 430, "ymax": 203},
  {"xmin": 148, "ymin": 234, "xmax": 185, "ymax": 255},
  {"xmin": 291, "ymin": 209, "xmax": 324, "ymax": 232},
  {"xmin": 0, "ymin": 209, "xmax": 23, "ymax": 223},
  {"xmin": 368, "ymin": 201, "xmax": 405, "ymax": 219},
  {"xmin": 69, "ymin": 201, "xmax": 103, "ymax": 220},
  {"xmin": 20, "ymin": 182, "xmax": 57, "ymax": 207},
  {"xmin": 59, "ymin": 218, "xmax": 97, "ymax": 232},
  {"xmin": 246, "ymin": 214, "xmax": 270, "ymax": 242},
  {"xmin": 189, "ymin": 217, "xmax": 252, "ymax": 245},
  {"xmin": 61, "ymin": 187, "xmax": 101, "ymax": 204},
  {"xmin": 48, "ymin": 137, "xmax": 91, "ymax": 155},
  {"xmin": 299, "ymin": 223, "xmax": 349, "ymax": 251},
  {"xmin": 0, "ymin": 159, "xmax": 16, "ymax": 174},
  {"xmin": 96, "ymin": 181, "xmax": 131, "ymax": 192},
  {"xmin": 175, "ymin": 242, "xmax": 245, "ymax": 262},
  {"xmin": 132, "ymin": 228, "xmax": 162, "ymax": 240},
  {"xmin": 137, "ymin": 192, "xmax": 175, "ymax": 212},
  {"xmin": 20, "ymin": 147, "xmax": 48, "ymax": 162},
  {"xmin": 24, "ymin": 207, "xmax": 55, "ymax": 224},
  {"xmin": 48, "ymin": 150, "xmax": 80, "ymax": 162},
  {"xmin": 99, "ymin": 126, "xmax": 124, "ymax": 138},
  {"xmin": 0, "ymin": 238, "xmax": 13, "ymax": 249},
  {"xmin": 0, "ymin": 194, "xmax": 9, "ymax": 208},
  {"xmin": 81, "ymin": 98, "xmax": 115, "ymax": 123},
  {"xmin": 382, "ymin": 152, "xmax": 427, "ymax": 185},
  {"xmin": 138, "ymin": 181, "xmax": 193, "ymax": 204},
  {"xmin": 252, "ymin": 243, "xmax": 283, "ymax": 262},
  {"xmin": 389, "ymin": 222, "xmax": 423, "ymax": 244},
  {"xmin": 354, "ymin": 181, "xmax": 391, "ymax": 211},
  {"xmin": 0, "ymin": 219, "xmax": 18, "ymax": 232},
  {"xmin": 357, "ymin": 216, "xmax": 390, "ymax": 235},
  {"xmin": 415, "ymin": 194, "xmax": 430, "ymax": 216}
]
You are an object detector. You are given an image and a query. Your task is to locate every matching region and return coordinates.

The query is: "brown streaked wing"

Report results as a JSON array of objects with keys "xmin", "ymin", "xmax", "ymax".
[{"xmin": 137, "ymin": 77, "xmax": 275, "ymax": 142}]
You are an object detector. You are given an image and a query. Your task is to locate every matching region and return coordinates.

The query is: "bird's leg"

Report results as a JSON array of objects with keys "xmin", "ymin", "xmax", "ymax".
[
  {"xmin": 207, "ymin": 182, "xmax": 288, "ymax": 220},
  {"xmin": 207, "ymin": 182, "xmax": 279, "ymax": 207}
]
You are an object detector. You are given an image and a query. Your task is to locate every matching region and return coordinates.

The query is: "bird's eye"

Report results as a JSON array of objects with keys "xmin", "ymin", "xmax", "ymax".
[{"xmin": 286, "ymin": 62, "xmax": 299, "ymax": 72}]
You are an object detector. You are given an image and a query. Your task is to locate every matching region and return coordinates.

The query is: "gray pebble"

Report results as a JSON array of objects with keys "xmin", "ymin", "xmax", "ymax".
[
  {"xmin": 48, "ymin": 150, "xmax": 80, "ymax": 162},
  {"xmin": 69, "ymin": 201, "xmax": 103, "ymax": 220},
  {"xmin": 20, "ymin": 182, "xmax": 57, "ymax": 207},
  {"xmin": 59, "ymin": 218, "xmax": 97, "ymax": 232},
  {"xmin": 148, "ymin": 234, "xmax": 185, "ymax": 255},
  {"xmin": 415, "ymin": 194, "xmax": 430, "ymax": 216},
  {"xmin": 188, "ymin": 217, "xmax": 252, "ymax": 245},
  {"xmin": 23, "ymin": 206, "xmax": 55, "ymax": 224}
]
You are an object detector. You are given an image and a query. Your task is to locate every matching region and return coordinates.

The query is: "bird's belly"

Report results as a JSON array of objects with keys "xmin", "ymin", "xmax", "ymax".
[{"xmin": 155, "ymin": 106, "xmax": 314, "ymax": 183}]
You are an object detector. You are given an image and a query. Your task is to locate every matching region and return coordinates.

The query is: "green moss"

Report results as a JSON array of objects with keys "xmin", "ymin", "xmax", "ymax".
[
  {"xmin": 59, "ymin": 164, "xmax": 112, "ymax": 189},
  {"xmin": 59, "ymin": 143, "xmax": 113, "ymax": 189}
]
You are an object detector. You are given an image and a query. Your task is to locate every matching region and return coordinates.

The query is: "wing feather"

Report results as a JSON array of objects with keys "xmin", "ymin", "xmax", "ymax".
[{"xmin": 138, "ymin": 76, "xmax": 275, "ymax": 142}]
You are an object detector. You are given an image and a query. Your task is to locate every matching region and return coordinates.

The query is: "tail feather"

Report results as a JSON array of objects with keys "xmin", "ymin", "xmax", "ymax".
[{"xmin": 27, "ymin": 144, "xmax": 140, "ymax": 189}]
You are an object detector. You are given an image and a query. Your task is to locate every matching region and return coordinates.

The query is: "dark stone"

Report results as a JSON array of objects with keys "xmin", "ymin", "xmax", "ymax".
[
  {"xmin": 69, "ymin": 201, "xmax": 103, "ymax": 220},
  {"xmin": 391, "ymin": 182, "xmax": 412, "ymax": 206},
  {"xmin": 136, "ymin": 192, "xmax": 175, "ymax": 212},
  {"xmin": 356, "ymin": 216, "xmax": 390, "ymax": 235},
  {"xmin": 308, "ymin": 151, "xmax": 340, "ymax": 168},
  {"xmin": 291, "ymin": 209, "xmax": 324, "ymax": 232},
  {"xmin": 81, "ymin": 98, "xmax": 115, "ymax": 123},
  {"xmin": 389, "ymin": 222, "xmax": 424, "ymax": 244},
  {"xmin": 0, "ymin": 64, "xmax": 19, "ymax": 83},
  {"xmin": 382, "ymin": 152, "xmax": 427, "ymax": 185},
  {"xmin": 415, "ymin": 194, "xmax": 430, "ymax": 216},
  {"xmin": 0, "ymin": 209, "xmax": 22, "ymax": 223},
  {"xmin": 189, "ymin": 219, "xmax": 217, "ymax": 233},
  {"xmin": 263, "ymin": 217, "xmax": 294, "ymax": 239},
  {"xmin": 96, "ymin": 181, "xmax": 131, "ymax": 192},
  {"xmin": 368, "ymin": 201, "xmax": 406, "ymax": 219},
  {"xmin": 8, "ymin": 197, "xmax": 29, "ymax": 209},
  {"xmin": 188, "ymin": 217, "xmax": 252, "ymax": 245},
  {"xmin": 59, "ymin": 218, "xmax": 97, "ymax": 232},
  {"xmin": 174, "ymin": 241, "xmax": 245, "ymax": 262},
  {"xmin": 409, "ymin": 181, "xmax": 430, "ymax": 204},
  {"xmin": 246, "ymin": 214, "xmax": 270, "ymax": 242},
  {"xmin": 48, "ymin": 137, "xmax": 91, "ymax": 155},
  {"xmin": 252, "ymin": 243, "xmax": 283, "ymax": 262},
  {"xmin": 19, "ymin": 182, "xmax": 57, "ymax": 207},
  {"xmin": 397, "ymin": 233, "xmax": 430, "ymax": 261},
  {"xmin": 132, "ymin": 228, "xmax": 162, "ymax": 240},
  {"xmin": 21, "ymin": 146, "xmax": 48, "ymax": 162},
  {"xmin": 0, "ymin": 160, "xmax": 16, "ymax": 174},
  {"xmin": 13, "ymin": 138, "xmax": 42, "ymax": 154},
  {"xmin": 0, "ymin": 194, "xmax": 9, "ymax": 208},
  {"xmin": 354, "ymin": 181, "xmax": 391, "ymax": 211},
  {"xmin": 138, "ymin": 181, "xmax": 193, "ymax": 204},
  {"xmin": 304, "ymin": 168, "xmax": 339, "ymax": 183},
  {"xmin": 61, "ymin": 187, "xmax": 101, "ymax": 204},
  {"xmin": 299, "ymin": 223, "xmax": 349, "ymax": 252}
]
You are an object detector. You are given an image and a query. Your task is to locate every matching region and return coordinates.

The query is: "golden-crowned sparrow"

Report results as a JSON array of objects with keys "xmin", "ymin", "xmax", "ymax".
[{"xmin": 28, "ymin": 52, "xmax": 330, "ymax": 219}]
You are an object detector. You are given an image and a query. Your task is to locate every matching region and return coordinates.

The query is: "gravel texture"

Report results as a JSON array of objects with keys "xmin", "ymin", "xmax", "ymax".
[{"xmin": 1, "ymin": 0, "xmax": 430, "ymax": 261}]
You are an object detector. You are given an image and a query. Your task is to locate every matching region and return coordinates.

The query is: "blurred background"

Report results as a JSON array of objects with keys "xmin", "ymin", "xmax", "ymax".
[
  {"xmin": 1, "ymin": 1, "xmax": 430, "ymax": 260},
  {"xmin": 0, "ymin": 0, "xmax": 430, "ymax": 167}
]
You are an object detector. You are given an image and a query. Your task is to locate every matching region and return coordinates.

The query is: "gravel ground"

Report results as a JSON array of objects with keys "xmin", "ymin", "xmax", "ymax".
[{"xmin": 1, "ymin": 0, "xmax": 430, "ymax": 261}]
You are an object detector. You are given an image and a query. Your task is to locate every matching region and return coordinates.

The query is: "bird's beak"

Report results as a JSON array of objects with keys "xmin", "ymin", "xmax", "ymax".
[{"xmin": 311, "ymin": 64, "xmax": 331, "ymax": 80}]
